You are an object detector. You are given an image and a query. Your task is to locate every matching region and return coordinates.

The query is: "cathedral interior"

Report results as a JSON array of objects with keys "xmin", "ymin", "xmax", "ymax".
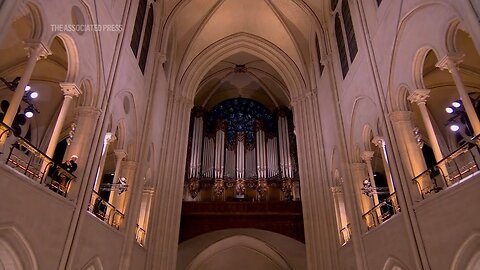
[{"xmin": 0, "ymin": 0, "xmax": 480, "ymax": 269}]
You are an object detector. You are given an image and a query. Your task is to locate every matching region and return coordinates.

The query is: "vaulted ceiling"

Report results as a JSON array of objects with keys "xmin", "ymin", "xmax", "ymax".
[{"xmin": 160, "ymin": 0, "xmax": 326, "ymax": 110}]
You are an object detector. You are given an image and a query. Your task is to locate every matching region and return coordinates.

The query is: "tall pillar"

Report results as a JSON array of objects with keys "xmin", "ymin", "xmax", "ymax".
[
  {"xmin": 93, "ymin": 133, "xmax": 116, "ymax": 192},
  {"xmin": 331, "ymin": 186, "xmax": 349, "ymax": 243},
  {"xmin": 361, "ymin": 151, "xmax": 379, "ymax": 206},
  {"xmin": 371, "ymin": 136, "xmax": 395, "ymax": 194},
  {"xmin": 109, "ymin": 150, "xmax": 127, "ymax": 206},
  {"xmin": 3, "ymin": 41, "xmax": 50, "ymax": 127},
  {"xmin": 45, "ymin": 83, "xmax": 82, "ymax": 158},
  {"xmin": 117, "ymin": 160, "xmax": 137, "ymax": 214},
  {"xmin": 408, "ymin": 89, "xmax": 444, "ymax": 162},
  {"xmin": 350, "ymin": 163, "xmax": 372, "ymax": 231},
  {"xmin": 64, "ymin": 106, "xmax": 101, "ymax": 199},
  {"xmin": 436, "ymin": 53, "xmax": 480, "ymax": 135}
]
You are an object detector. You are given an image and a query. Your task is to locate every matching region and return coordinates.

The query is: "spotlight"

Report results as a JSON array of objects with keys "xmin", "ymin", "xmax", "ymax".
[
  {"xmin": 452, "ymin": 101, "xmax": 461, "ymax": 108},
  {"xmin": 28, "ymin": 91, "xmax": 38, "ymax": 99},
  {"xmin": 24, "ymin": 85, "xmax": 31, "ymax": 91},
  {"xmin": 24, "ymin": 107, "xmax": 34, "ymax": 118},
  {"xmin": 450, "ymin": 124, "xmax": 460, "ymax": 132},
  {"xmin": 445, "ymin": 107, "xmax": 454, "ymax": 114}
]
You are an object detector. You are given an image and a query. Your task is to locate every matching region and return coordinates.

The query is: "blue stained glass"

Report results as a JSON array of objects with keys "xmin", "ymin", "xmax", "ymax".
[{"xmin": 206, "ymin": 98, "xmax": 275, "ymax": 145}]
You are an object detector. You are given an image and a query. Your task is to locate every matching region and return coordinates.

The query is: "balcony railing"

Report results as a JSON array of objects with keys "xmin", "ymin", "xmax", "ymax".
[
  {"xmin": 339, "ymin": 223, "xmax": 351, "ymax": 245},
  {"xmin": 412, "ymin": 137, "xmax": 480, "ymax": 199},
  {"xmin": 0, "ymin": 122, "xmax": 76, "ymax": 198},
  {"xmin": 88, "ymin": 191, "xmax": 124, "ymax": 230},
  {"xmin": 362, "ymin": 192, "xmax": 400, "ymax": 230},
  {"xmin": 135, "ymin": 224, "xmax": 146, "ymax": 246}
]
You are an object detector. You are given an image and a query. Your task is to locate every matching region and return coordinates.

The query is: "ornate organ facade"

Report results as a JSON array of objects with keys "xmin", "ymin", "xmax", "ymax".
[{"xmin": 184, "ymin": 98, "xmax": 300, "ymax": 201}]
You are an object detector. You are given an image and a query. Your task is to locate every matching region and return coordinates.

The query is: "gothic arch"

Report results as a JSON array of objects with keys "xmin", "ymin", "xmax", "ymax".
[
  {"xmin": 412, "ymin": 47, "xmax": 441, "ymax": 90},
  {"xmin": 179, "ymin": 33, "xmax": 307, "ymax": 101},
  {"xmin": 48, "ymin": 33, "xmax": 80, "ymax": 83},
  {"xmin": 186, "ymin": 235, "xmax": 291, "ymax": 270},
  {"xmin": 0, "ymin": 225, "xmax": 38, "ymax": 270},
  {"xmin": 24, "ymin": 1, "xmax": 45, "ymax": 40},
  {"xmin": 390, "ymin": 84, "xmax": 411, "ymax": 112},
  {"xmin": 451, "ymin": 233, "xmax": 480, "ymax": 270},
  {"xmin": 77, "ymin": 78, "xmax": 96, "ymax": 107},
  {"xmin": 382, "ymin": 256, "xmax": 409, "ymax": 270},
  {"xmin": 81, "ymin": 256, "xmax": 104, "ymax": 270}
]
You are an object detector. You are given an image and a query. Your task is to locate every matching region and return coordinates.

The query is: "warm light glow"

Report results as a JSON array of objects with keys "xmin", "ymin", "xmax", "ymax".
[
  {"xmin": 24, "ymin": 85, "xmax": 31, "ymax": 91},
  {"xmin": 450, "ymin": 124, "xmax": 460, "ymax": 132},
  {"xmin": 445, "ymin": 107, "xmax": 454, "ymax": 114},
  {"xmin": 29, "ymin": 92, "xmax": 38, "ymax": 99},
  {"xmin": 25, "ymin": 111, "xmax": 34, "ymax": 118},
  {"xmin": 452, "ymin": 101, "xmax": 461, "ymax": 108}
]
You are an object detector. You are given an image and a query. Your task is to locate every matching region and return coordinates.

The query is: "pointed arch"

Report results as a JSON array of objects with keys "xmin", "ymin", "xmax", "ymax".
[
  {"xmin": 48, "ymin": 33, "xmax": 80, "ymax": 83},
  {"xmin": 81, "ymin": 256, "xmax": 104, "ymax": 270},
  {"xmin": 382, "ymin": 256, "xmax": 409, "ymax": 270},
  {"xmin": 25, "ymin": 1, "xmax": 45, "ymax": 40},
  {"xmin": 0, "ymin": 225, "xmax": 38, "ymax": 270},
  {"xmin": 451, "ymin": 233, "xmax": 480, "ymax": 270},
  {"xmin": 412, "ymin": 47, "xmax": 440, "ymax": 89},
  {"xmin": 180, "ymin": 32, "xmax": 306, "ymax": 101},
  {"xmin": 186, "ymin": 235, "xmax": 292, "ymax": 270}
]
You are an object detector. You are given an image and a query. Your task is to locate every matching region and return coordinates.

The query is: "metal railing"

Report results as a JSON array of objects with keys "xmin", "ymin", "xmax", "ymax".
[
  {"xmin": 88, "ymin": 191, "xmax": 124, "ymax": 230},
  {"xmin": 0, "ymin": 122, "xmax": 76, "ymax": 197},
  {"xmin": 362, "ymin": 193, "xmax": 400, "ymax": 230},
  {"xmin": 339, "ymin": 223, "xmax": 351, "ymax": 245},
  {"xmin": 412, "ymin": 137, "xmax": 480, "ymax": 199},
  {"xmin": 135, "ymin": 224, "xmax": 146, "ymax": 246}
]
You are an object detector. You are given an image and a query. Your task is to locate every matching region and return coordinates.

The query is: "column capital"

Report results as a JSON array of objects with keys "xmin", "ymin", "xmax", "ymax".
[
  {"xmin": 59, "ymin": 82, "xmax": 82, "ymax": 97},
  {"xmin": 350, "ymin": 162, "xmax": 367, "ymax": 172},
  {"xmin": 408, "ymin": 89, "xmax": 430, "ymax": 105},
  {"xmin": 389, "ymin": 111, "xmax": 413, "ymax": 122},
  {"xmin": 360, "ymin": 151, "xmax": 375, "ymax": 162},
  {"xmin": 156, "ymin": 53, "xmax": 167, "ymax": 64},
  {"xmin": 23, "ymin": 40, "xmax": 51, "ymax": 60},
  {"xmin": 435, "ymin": 52, "xmax": 465, "ymax": 72},
  {"xmin": 114, "ymin": 149, "xmax": 127, "ymax": 160},
  {"xmin": 104, "ymin": 132, "xmax": 117, "ymax": 145},
  {"xmin": 371, "ymin": 136, "xmax": 385, "ymax": 147},
  {"xmin": 330, "ymin": 186, "xmax": 343, "ymax": 194}
]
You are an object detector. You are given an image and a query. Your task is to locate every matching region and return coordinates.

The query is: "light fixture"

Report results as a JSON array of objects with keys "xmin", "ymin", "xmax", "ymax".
[
  {"xmin": 450, "ymin": 124, "xmax": 460, "ymax": 132},
  {"xmin": 445, "ymin": 107, "xmax": 454, "ymax": 114},
  {"xmin": 24, "ymin": 85, "xmax": 31, "ymax": 91},
  {"xmin": 28, "ymin": 91, "xmax": 38, "ymax": 99},
  {"xmin": 24, "ymin": 107, "xmax": 34, "ymax": 118},
  {"xmin": 452, "ymin": 101, "xmax": 461, "ymax": 108}
]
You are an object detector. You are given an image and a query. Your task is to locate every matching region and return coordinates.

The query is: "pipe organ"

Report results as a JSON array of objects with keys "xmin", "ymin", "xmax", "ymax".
[{"xmin": 185, "ymin": 98, "xmax": 299, "ymax": 201}]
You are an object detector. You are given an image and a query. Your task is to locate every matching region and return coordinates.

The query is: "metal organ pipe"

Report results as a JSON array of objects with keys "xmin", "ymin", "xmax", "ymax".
[
  {"xmin": 215, "ymin": 125, "xmax": 225, "ymax": 179},
  {"xmin": 189, "ymin": 116, "xmax": 203, "ymax": 178},
  {"xmin": 236, "ymin": 134, "xmax": 245, "ymax": 179}
]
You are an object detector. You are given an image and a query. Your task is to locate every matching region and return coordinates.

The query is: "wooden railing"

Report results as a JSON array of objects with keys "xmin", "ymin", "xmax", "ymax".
[
  {"xmin": 362, "ymin": 193, "xmax": 400, "ymax": 230},
  {"xmin": 412, "ymin": 136, "xmax": 480, "ymax": 199},
  {"xmin": 88, "ymin": 191, "xmax": 124, "ymax": 230},
  {"xmin": 135, "ymin": 224, "xmax": 146, "ymax": 246},
  {"xmin": 0, "ymin": 122, "xmax": 76, "ymax": 197},
  {"xmin": 340, "ymin": 223, "xmax": 352, "ymax": 245}
]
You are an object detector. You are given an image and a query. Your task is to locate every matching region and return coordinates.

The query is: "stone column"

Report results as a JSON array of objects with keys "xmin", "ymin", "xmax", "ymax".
[
  {"xmin": 45, "ymin": 83, "xmax": 82, "ymax": 158},
  {"xmin": 371, "ymin": 136, "xmax": 395, "ymax": 194},
  {"xmin": 331, "ymin": 186, "xmax": 349, "ymax": 243},
  {"xmin": 350, "ymin": 163, "xmax": 371, "ymax": 231},
  {"xmin": 389, "ymin": 111, "xmax": 428, "ymax": 199},
  {"xmin": 408, "ymin": 89, "xmax": 443, "ymax": 162},
  {"xmin": 361, "ymin": 151, "xmax": 379, "ymax": 206},
  {"xmin": 436, "ymin": 53, "xmax": 480, "ymax": 135},
  {"xmin": 3, "ymin": 41, "xmax": 50, "ymax": 127},
  {"xmin": 109, "ymin": 149, "xmax": 127, "ymax": 206},
  {"xmin": 64, "ymin": 106, "xmax": 101, "ymax": 199},
  {"xmin": 117, "ymin": 161, "xmax": 137, "ymax": 215},
  {"xmin": 93, "ymin": 133, "xmax": 116, "ymax": 192}
]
